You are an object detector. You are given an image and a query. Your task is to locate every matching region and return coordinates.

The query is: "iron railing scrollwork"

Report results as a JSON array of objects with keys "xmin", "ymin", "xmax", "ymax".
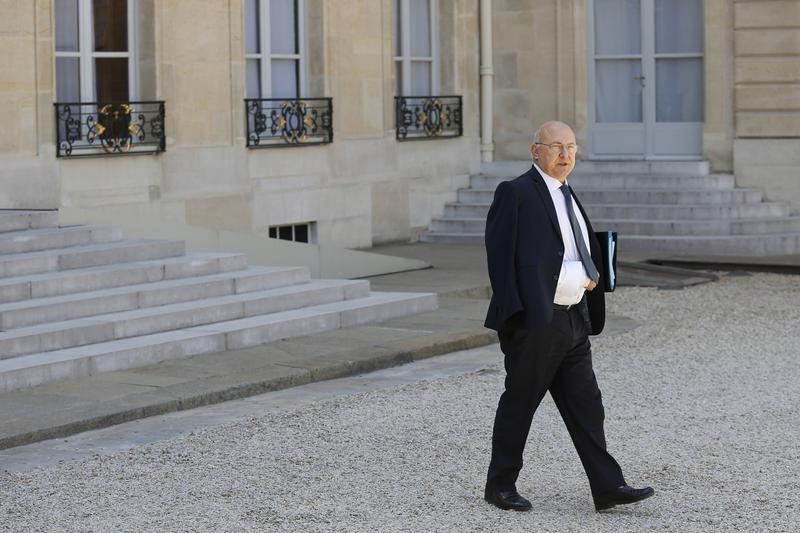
[
  {"xmin": 395, "ymin": 95, "xmax": 463, "ymax": 141},
  {"xmin": 54, "ymin": 101, "xmax": 166, "ymax": 158},
  {"xmin": 245, "ymin": 98, "xmax": 333, "ymax": 148}
]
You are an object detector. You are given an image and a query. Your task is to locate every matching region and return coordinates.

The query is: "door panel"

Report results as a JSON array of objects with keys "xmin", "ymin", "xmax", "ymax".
[
  {"xmin": 595, "ymin": 60, "xmax": 643, "ymax": 123},
  {"xmin": 588, "ymin": 0, "xmax": 704, "ymax": 159},
  {"xmin": 655, "ymin": 58, "xmax": 703, "ymax": 122},
  {"xmin": 594, "ymin": 0, "xmax": 641, "ymax": 55},
  {"xmin": 654, "ymin": 0, "xmax": 703, "ymax": 54},
  {"xmin": 591, "ymin": 125, "xmax": 647, "ymax": 156}
]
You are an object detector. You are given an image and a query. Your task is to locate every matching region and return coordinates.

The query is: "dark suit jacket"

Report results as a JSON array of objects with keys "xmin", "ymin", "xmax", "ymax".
[{"xmin": 484, "ymin": 165, "xmax": 606, "ymax": 335}]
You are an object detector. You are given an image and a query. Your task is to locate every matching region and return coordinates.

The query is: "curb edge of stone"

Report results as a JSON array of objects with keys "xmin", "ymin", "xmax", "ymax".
[{"xmin": 0, "ymin": 329, "xmax": 498, "ymax": 452}]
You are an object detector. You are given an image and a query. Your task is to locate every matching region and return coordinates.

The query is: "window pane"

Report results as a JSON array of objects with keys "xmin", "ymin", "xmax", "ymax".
[
  {"xmin": 245, "ymin": 0, "xmax": 260, "ymax": 54},
  {"xmin": 595, "ymin": 59, "xmax": 642, "ymax": 122},
  {"xmin": 55, "ymin": 0, "xmax": 80, "ymax": 52},
  {"xmin": 268, "ymin": 227, "xmax": 277, "ymax": 238},
  {"xmin": 294, "ymin": 224, "xmax": 308, "ymax": 243},
  {"xmin": 395, "ymin": 60, "xmax": 403, "ymax": 96},
  {"xmin": 655, "ymin": 0, "xmax": 703, "ymax": 54},
  {"xmin": 656, "ymin": 58, "xmax": 703, "ymax": 122},
  {"xmin": 278, "ymin": 226, "xmax": 292, "ymax": 240},
  {"xmin": 271, "ymin": 59, "xmax": 298, "ymax": 98},
  {"xmin": 410, "ymin": 61, "xmax": 431, "ymax": 95},
  {"xmin": 93, "ymin": 0, "xmax": 128, "ymax": 52},
  {"xmin": 594, "ymin": 0, "xmax": 640, "ymax": 55},
  {"xmin": 56, "ymin": 57, "xmax": 81, "ymax": 102},
  {"xmin": 246, "ymin": 58, "xmax": 262, "ymax": 98},
  {"xmin": 409, "ymin": 0, "xmax": 431, "ymax": 57},
  {"xmin": 95, "ymin": 57, "xmax": 129, "ymax": 102},
  {"xmin": 270, "ymin": 0, "xmax": 297, "ymax": 55},
  {"xmin": 394, "ymin": 0, "xmax": 401, "ymax": 57}
]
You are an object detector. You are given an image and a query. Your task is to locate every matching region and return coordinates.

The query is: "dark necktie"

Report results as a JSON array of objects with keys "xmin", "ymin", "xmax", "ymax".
[{"xmin": 560, "ymin": 184, "xmax": 600, "ymax": 284}]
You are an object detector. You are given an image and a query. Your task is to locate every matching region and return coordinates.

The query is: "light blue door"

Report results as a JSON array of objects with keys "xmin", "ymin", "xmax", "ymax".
[{"xmin": 588, "ymin": 0, "xmax": 704, "ymax": 159}]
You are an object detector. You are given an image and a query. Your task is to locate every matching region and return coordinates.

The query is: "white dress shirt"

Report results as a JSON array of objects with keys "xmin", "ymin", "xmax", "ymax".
[{"xmin": 533, "ymin": 163, "xmax": 592, "ymax": 306}]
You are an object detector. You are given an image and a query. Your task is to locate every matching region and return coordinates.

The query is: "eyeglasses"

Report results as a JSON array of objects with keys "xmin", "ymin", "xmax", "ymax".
[{"xmin": 535, "ymin": 142, "xmax": 578, "ymax": 154}]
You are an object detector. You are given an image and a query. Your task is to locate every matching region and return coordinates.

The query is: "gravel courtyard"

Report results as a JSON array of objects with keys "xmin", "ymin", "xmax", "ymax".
[{"xmin": 1, "ymin": 272, "xmax": 799, "ymax": 532}]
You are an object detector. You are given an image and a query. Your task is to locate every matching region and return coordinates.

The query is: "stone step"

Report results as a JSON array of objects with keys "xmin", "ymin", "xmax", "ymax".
[
  {"xmin": 0, "ymin": 210, "xmax": 60, "ymax": 233},
  {"xmin": 480, "ymin": 160, "xmax": 710, "ymax": 177},
  {"xmin": 428, "ymin": 215, "xmax": 800, "ymax": 237},
  {"xmin": 445, "ymin": 199, "xmax": 793, "ymax": 220},
  {"xmin": 444, "ymin": 203, "xmax": 491, "ymax": 218},
  {"xmin": 0, "ymin": 239, "xmax": 186, "ymax": 279},
  {"xmin": 0, "ymin": 266, "xmax": 311, "ymax": 330},
  {"xmin": 0, "ymin": 279, "xmax": 370, "ymax": 359},
  {"xmin": 0, "ymin": 225, "xmax": 123, "ymax": 255},
  {"xmin": 583, "ymin": 202, "xmax": 792, "ymax": 220},
  {"xmin": 470, "ymin": 173, "xmax": 735, "ymax": 190},
  {"xmin": 0, "ymin": 252, "xmax": 249, "ymax": 304},
  {"xmin": 619, "ymin": 233, "xmax": 800, "ymax": 255},
  {"xmin": 419, "ymin": 232, "xmax": 483, "ymax": 245},
  {"xmin": 592, "ymin": 217, "xmax": 800, "ymax": 236},
  {"xmin": 421, "ymin": 229, "xmax": 800, "ymax": 253},
  {"xmin": 430, "ymin": 217, "xmax": 486, "ymax": 234},
  {"xmin": 0, "ymin": 291, "xmax": 438, "ymax": 393},
  {"xmin": 457, "ymin": 188, "xmax": 764, "ymax": 205},
  {"xmin": 0, "ymin": 278, "xmax": 365, "ymax": 359},
  {"xmin": 573, "ymin": 160, "xmax": 710, "ymax": 176}
]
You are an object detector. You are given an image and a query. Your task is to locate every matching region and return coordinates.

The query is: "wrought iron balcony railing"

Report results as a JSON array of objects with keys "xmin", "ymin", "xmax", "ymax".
[
  {"xmin": 245, "ymin": 98, "xmax": 333, "ymax": 148},
  {"xmin": 54, "ymin": 101, "xmax": 166, "ymax": 158},
  {"xmin": 395, "ymin": 95, "xmax": 463, "ymax": 141}
]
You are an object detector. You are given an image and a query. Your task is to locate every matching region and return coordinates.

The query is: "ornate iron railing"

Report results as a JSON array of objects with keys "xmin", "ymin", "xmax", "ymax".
[
  {"xmin": 395, "ymin": 95, "xmax": 463, "ymax": 141},
  {"xmin": 54, "ymin": 101, "xmax": 165, "ymax": 158},
  {"xmin": 245, "ymin": 98, "xmax": 333, "ymax": 148}
]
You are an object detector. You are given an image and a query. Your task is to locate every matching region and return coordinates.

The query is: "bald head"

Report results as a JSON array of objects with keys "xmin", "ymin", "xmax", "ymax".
[
  {"xmin": 531, "ymin": 121, "xmax": 577, "ymax": 183},
  {"xmin": 533, "ymin": 121, "xmax": 575, "ymax": 144}
]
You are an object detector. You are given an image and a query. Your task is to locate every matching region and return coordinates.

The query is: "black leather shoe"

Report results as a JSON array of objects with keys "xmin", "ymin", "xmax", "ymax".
[
  {"xmin": 594, "ymin": 485, "xmax": 654, "ymax": 512},
  {"xmin": 484, "ymin": 488, "xmax": 532, "ymax": 511}
]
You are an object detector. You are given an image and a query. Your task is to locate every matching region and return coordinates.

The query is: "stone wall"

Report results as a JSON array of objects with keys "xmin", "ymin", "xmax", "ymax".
[
  {"xmin": 0, "ymin": 0, "xmax": 59, "ymax": 208},
  {"xmin": 732, "ymin": 0, "xmax": 800, "ymax": 211},
  {"xmin": 703, "ymin": 0, "xmax": 735, "ymax": 172},
  {"xmin": 491, "ymin": 0, "xmax": 586, "ymax": 160}
]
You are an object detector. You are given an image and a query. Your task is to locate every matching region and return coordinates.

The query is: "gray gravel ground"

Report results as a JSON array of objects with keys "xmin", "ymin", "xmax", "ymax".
[{"xmin": 1, "ymin": 272, "xmax": 799, "ymax": 532}]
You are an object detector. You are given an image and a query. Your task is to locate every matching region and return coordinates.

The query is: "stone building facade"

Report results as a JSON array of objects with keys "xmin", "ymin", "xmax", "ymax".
[
  {"xmin": 1, "ymin": 0, "xmax": 798, "ymax": 251},
  {"xmin": 0, "ymin": 0, "xmax": 479, "ymax": 249}
]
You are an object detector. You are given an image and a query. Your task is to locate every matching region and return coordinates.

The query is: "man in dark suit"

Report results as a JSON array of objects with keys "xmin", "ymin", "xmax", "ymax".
[{"xmin": 483, "ymin": 121, "xmax": 654, "ymax": 513}]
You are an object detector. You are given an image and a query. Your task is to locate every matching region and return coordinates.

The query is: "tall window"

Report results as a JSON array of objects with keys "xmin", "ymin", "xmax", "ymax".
[
  {"xmin": 245, "ymin": 0, "xmax": 306, "ymax": 98},
  {"xmin": 394, "ymin": 0, "xmax": 439, "ymax": 96},
  {"xmin": 54, "ymin": 0, "xmax": 137, "ymax": 103}
]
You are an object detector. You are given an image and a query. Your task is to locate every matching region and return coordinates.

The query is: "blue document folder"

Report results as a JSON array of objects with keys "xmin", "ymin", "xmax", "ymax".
[{"xmin": 594, "ymin": 231, "xmax": 617, "ymax": 292}]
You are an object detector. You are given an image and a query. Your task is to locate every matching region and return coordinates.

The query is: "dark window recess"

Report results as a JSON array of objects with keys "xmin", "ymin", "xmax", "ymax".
[
  {"xmin": 93, "ymin": 0, "xmax": 128, "ymax": 52},
  {"xmin": 268, "ymin": 222, "xmax": 314, "ymax": 244},
  {"xmin": 294, "ymin": 224, "xmax": 308, "ymax": 243}
]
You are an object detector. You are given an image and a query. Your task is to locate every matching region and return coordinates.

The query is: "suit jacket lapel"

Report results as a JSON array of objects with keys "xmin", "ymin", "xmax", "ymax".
[{"xmin": 528, "ymin": 167, "xmax": 562, "ymax": 238}]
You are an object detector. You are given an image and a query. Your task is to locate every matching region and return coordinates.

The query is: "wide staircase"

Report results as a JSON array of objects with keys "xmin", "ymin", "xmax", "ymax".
[
  {"xmin": 421, "ymin": 161, "xmax": 800, "ymax": 256},
  {"xmin": 0, "ymin": 211, "xmax": 436, "ymax": 393}
]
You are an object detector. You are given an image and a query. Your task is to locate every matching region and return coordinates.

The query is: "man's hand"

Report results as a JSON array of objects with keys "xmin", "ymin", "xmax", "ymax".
[{"xmin": 585, "ymin": 280, "xmax": 598, "ymax": 291}]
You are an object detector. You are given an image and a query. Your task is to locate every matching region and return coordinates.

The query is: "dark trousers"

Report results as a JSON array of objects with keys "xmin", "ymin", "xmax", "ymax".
[{"xmin": 486, "ymin": 303, "xmax": 625, "ymax": 497}]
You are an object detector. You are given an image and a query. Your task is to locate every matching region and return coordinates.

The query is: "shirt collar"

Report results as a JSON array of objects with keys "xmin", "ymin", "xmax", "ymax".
[{"xmin": 533, "ymin": 163, "xmax": 567, "ymax": 192}]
